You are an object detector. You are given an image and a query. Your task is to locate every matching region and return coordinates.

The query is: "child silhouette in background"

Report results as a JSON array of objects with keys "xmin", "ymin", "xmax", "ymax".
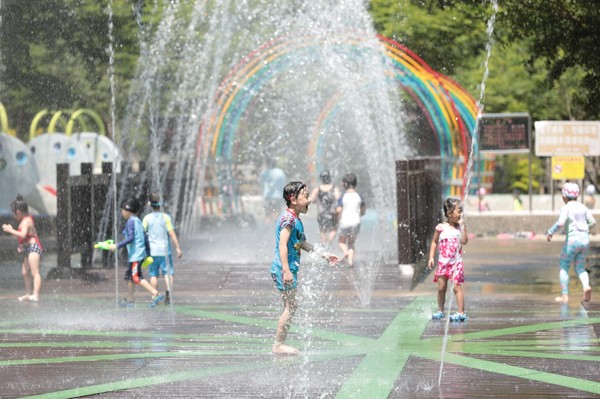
[
  {"xmin": 428, "ymin": 198, "xmax": 469, "ymax": 322},
  {"xmin": 547, "ymin": 182, "xmax": 595, "ymax": 303},
  {"xmin": 310, "ymin": 170, "xmax": 340, "ymax": 243},
  {"xmin": 2, "ymin": 195, "xmax": 43, "ymax": 302},
  {"xmin": 143, "ymin": 193, "xmax": 183, "ymax": 305},
  {"xmin": 336, "ymin": 173, "xmax": 365, "ymax": 267},
  {"xmin": 109, "ymin": 198, "xmax": 164, "ymax": 308}
]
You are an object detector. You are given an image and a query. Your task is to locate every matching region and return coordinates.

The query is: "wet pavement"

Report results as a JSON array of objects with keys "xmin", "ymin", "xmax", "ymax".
[{"xmin": 0, "ymin": 228, "xmax": 599, "ymax": 398}]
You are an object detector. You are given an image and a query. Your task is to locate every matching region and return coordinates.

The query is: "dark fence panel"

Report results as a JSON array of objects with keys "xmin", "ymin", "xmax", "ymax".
[
  {"xmin": 396, "ymin": 157, "xmax": 443, "ymax": 283},
  {"xmin": 55, "ymin": 162, "xmax": 186, "ymax": 275}
]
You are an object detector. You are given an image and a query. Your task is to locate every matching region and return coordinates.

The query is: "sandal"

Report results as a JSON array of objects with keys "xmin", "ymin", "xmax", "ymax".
[
  {"xmin": 432, "ymin": 311, "xmax": 445, "ymax": 320},
  {"xmin": 449, "ymin": 312, "xmax": 467, "ymax": 322}
]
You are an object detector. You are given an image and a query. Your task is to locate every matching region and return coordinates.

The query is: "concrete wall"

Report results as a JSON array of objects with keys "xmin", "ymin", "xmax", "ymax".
[
  {"xmin": 468, "ymin": 193, "xmax": 597, "ymax": 212},
  {"xmin": 467, "ymin": 212, "xmax": 558, "ymax": 237},
  {"xmin": 465, "ymin": 194, "xmax": 600, "ymax": 236}
]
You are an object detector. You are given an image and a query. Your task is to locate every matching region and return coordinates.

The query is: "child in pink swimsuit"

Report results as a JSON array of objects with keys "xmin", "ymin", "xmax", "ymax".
[{"xmin": 427, "ymin": 198, "xmax": 469, "ymax": 321}]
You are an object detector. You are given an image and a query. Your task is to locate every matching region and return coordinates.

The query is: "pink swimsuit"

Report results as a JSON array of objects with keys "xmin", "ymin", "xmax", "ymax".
[{"xmin": 433, "ymin": 224, "xmax": 464, "ymax": 285}]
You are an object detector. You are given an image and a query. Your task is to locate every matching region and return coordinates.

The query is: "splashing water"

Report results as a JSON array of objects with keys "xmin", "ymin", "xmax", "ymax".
[
  {"xmin": 439, "ymin": 0, "xmax": 498, "ymax": 387},
  {"xmin": 106, "ymin": 0, "xmax": 121, "ymax": 306},
  {"xmin": 463, "ymin": 0, "xmax": 499, "ymax": 207},
  {"xmin": 115, "ymin": 0, "xmax": 408, "ymax": 305}
]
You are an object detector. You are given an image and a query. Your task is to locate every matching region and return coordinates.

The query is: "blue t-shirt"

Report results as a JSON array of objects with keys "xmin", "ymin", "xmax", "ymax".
[
  {"xmin": 142, "ymin": 211, "xmax": 175, "ymax": 257},
  {"xmin": 270, "ymin": 209, "xmax": 306, "ymax": 277},
  {"xmin": 117, "ymin": 216, "xmax": 147, "ymax": 262}
]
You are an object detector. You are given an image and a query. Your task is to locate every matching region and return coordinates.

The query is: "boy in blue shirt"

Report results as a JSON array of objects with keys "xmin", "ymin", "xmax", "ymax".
[
  {"xmin": 270, "ymin": 181, "xmax": 339, "ymax": 355},
  {"xmin": 109, "ymin": 198, "xmax": 164, "ymax": 308}
]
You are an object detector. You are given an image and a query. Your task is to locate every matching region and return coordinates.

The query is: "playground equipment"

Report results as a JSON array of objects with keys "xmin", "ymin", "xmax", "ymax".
[
  {"xmin": 0, "ymin": 103, "xmax": 9, "ymax": 135},
  {"xmin": 70, "ymin": 132, "xmax": 121, "ymax": 173},
  {"xmin": 0, "ymin": 133, "xmax": 43, "ymax": 213},
  {"xmin": 29, "ymin": 132, "xmax": 92, "ymax": 189},
  {"xmin": 29, "ymin": 108, "xmax": 106, "ymax": 140},
  {"xmin": 0, "ymin": 107, "xmax": 120, "ymax": 214}
]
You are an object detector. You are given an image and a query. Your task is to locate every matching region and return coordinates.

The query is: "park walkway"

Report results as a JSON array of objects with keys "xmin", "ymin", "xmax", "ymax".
[{"xmin": 0, "ymin": 228, "xmax": 598, "ymax": 398}]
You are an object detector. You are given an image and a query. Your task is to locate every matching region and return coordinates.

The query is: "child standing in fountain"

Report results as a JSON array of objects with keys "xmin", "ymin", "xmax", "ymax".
[
  {"xmin": 270, "ymin": 181, "xmax": 339, "ymax": 355},
  {"xmin": 546, "ymin": 182, "xmax": 595, "ymax": 303},
  {"xmin": 2, "ymin": 195, "xmax": 43, "ymax": 302},
  {"xmin": 109, "ymin": 198, "xmax": 164, "ymax": 308},
  {"xmin": 427, "ymin": 198, "xmax": 469, "ymax": 322}
]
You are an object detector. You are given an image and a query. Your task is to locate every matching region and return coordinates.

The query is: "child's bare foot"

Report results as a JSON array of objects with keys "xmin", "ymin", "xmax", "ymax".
[
  {"xmin": 583, "ymin": 287, "xmax": 592, "ymax": 302},
  {"xmin": 555, "ymin": 294, "xmax": 569, "ymax": 303},
  {"xmin": 272, "ymin": 343, "xmax": 299, "ymax": 355}
]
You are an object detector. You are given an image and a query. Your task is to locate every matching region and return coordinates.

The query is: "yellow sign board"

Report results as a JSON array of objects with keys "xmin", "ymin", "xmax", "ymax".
[{"xmin": 551, "ymin": 156, "xmax": 585, "ymax": 180}]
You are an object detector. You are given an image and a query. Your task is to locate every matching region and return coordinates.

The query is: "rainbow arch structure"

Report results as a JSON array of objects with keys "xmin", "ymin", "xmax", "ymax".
[{"xmin": 200, "ymin": 31, "xmax": 479, "ymax": 200}]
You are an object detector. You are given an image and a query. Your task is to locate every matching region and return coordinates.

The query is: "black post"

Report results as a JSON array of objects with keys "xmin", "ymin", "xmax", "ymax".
[
  {"xmin": 396, "ymin": 160, "xmax": 411, "ymax": 265},
  {"xmin": 80, "ymin": 163, "xmax": 93, "ymax": 271},
  {"xmin": 100, "ymin": 162, "xmax": 114, "ymax": 267},
  {"xmin": 56, "ymin": 163, "xmax": 71, "ymax": 271}
]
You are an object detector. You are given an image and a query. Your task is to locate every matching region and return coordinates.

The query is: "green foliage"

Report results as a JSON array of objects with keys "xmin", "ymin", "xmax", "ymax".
[
  {"xmin": 493, "ymin": 154, "xmax": 544, "ymax": 193},
  {"xmin": 369, "ymin": 0, "xmax": 488, "ymax": 75},
  {"xmin": 369, "ymin": 0, "xmax": 600, "ymax": 192},
  {"xmin": 0, "ymin": 0, "xmax": 147, "ymax": 139},
  {"xmin": 496, "ymin": 0, "xmax": 600, "ymax": 119}
]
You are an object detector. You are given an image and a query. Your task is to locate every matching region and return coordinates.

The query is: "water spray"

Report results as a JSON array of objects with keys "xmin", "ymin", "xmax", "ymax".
[
  {"xmin": 438, "ymin": 0, "xmax": 498, "ymax": 388},
  {"xmin": 106, "ymin": 0, "xmax": 120, "ymax": 307}
]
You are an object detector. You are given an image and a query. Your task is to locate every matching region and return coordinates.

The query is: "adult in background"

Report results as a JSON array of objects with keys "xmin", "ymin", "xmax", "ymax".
[
  {"xmin": 259, "ymin": 158, "xmax": 286, "ymax": 224},
  {"xmin": 512, "ymin": 189, "xmax": 523, "ymax": 211},
  {"xmin": 584, "ymin": 184, "xmax": 596, "ymax": 210},
  {"xmin": 310, "ymin": 170, "xmax": 340, "ymax": 243},
  {"xmin": 477, "ymin": 187, "xmax": 491, "ymax": 212}
]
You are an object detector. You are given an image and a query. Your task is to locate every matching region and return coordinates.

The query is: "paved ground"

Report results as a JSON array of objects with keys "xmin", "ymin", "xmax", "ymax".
[{"xmin": 0, "ymin": 222, "xmax": 599, "ymax": 398}]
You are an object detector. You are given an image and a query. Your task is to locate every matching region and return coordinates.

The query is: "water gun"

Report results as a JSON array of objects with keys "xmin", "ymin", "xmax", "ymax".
[
  {"xmin": 94, "ymin": 239, "xmax": 114, "ymax": 250},
  {"xmin": 94, "ymin": 239, "xmax": 152, "ymax": 267},
  {"xmin": 142, "ymin": 256, "xmax": 154, "ymax": 268}
]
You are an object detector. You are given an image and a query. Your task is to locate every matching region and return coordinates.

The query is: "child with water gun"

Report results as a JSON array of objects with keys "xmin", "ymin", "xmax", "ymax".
[{"xmin": 104, "ymin": 198, "xmax": 163, "ymax": 308}]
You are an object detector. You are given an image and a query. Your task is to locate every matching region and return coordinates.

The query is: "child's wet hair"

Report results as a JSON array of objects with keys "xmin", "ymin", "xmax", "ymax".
[
  {"xmin": 320, "ymin": 170, "xmax": 331, "ymax": 184},
  {"xmin": 283, "ymin": 181, "xmax": 307, "ymax": 206},
  {"xmin": 148, "ymin": 192, "xmax": 161, "ymax": 208},
  {"xmin": 342, "ymin": 173, "xmax": 357, "ymax": 188},
  {"xmin": 443, "ymin": 197, "xmax": 463, "ymax": 217},
  {"xmin": 10, "ymin": 194, "xmax": 28, "ymax": 214},
  {"xmin": 121, "ymin": 198, "xmax": 141, "ymax": 214}
]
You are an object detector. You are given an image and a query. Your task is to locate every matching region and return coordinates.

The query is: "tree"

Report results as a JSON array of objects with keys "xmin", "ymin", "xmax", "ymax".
[
  {"xmin": 369, "ymin": 0, "xmax": 489, "ymax": 76},
  {"xmin": 0, "ymin": 0, "xmax": 145, "ymax": 139},
  {"xmin": 496, "ymin": 0, "xmax": 600, "ymax": 120}
]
